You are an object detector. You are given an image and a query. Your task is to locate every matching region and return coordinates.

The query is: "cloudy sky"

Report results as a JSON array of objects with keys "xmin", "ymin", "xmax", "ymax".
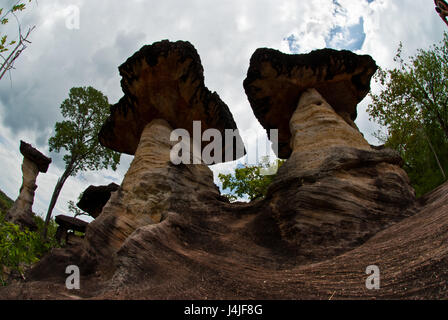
[{"xmin": 0, "ymin": 0, "xmax": 446, "ymax": 221}]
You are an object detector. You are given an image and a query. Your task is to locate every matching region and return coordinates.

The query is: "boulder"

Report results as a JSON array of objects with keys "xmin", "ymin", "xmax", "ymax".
[{"xmin": 76, "ymin": 183, "xmax": 119, "ymax": 218}]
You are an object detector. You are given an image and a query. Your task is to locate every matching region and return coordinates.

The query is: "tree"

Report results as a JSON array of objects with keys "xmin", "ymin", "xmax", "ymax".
[
  {"xmin": 218, "ymin": 157, "xmax": 285, "ymax": 201},
  {"xmin": 0, "ymin": 0, "xmax": 36, "ymax": 81},
  {"xmin": 368, "ymin": 34, "xmax": 448, "ymax": 197},
  {"xmin": 43, "ymin": 86, "xmax": 120, "ymax": 237},
  {"xmin": 67, "ymin": 200, "xmax": 86, "ymax": 219}
]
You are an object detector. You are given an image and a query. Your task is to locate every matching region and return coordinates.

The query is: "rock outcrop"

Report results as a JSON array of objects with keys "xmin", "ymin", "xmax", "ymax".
[
  {"xmin": 84, "ymin": 119, "xmax": 222, "ymax": 270},
  {"xmin": 6, "ymin": 141, "xmax": 51, "ymax": 230},
  {"xmin": 266, "ymin": 88, "xmax": 415, "ymax": 259},
  {"xmin": 77, "ymin": 183, "xmax": 119, "ymax": 218},
  {"xmin": 2, "ymin": 43, "xmax": 447, "ymax": 300}
]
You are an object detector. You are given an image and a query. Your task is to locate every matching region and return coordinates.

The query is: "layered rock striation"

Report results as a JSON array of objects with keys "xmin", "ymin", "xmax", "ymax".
[{"xmin": 266, "ymin": 88, "xmax": 415, "ymax": 259}]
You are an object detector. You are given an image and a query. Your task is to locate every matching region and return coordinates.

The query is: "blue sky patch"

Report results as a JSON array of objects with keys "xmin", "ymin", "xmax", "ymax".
[
  {"xmin": 325, "ymin": 16, "xmax": 366, "ymax": 51},
  {"xmin": 284, "ymin": 1, "xmax": 367, "ymax": 53},
  {"xmin": 284, "ymin": 34, "xmax": 300, "ymax": 53}
]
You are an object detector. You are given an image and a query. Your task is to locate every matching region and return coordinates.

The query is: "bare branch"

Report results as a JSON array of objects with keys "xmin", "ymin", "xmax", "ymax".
[{"xmin": 0, "ymin": 25, "xmax": 35, "ymax": 81}]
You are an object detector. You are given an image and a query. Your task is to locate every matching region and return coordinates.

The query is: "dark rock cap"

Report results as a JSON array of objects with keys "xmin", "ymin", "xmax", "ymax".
[
  {"xmin": 55, "ymin": 215, "xmax": 89, "ymax": 233},
  {"xmin": 243, "ymin": 48, "xmax": 378, "ymax": 158},
  {"xmin": 99, "ymin": 40, "xmax": 245, "ymax": 163},
  {"xmin": 19, "ymin": 140, "xmax": 52, "ymax": 173},
  {"xmin": 77, "ymin": 183, "xmax": 119, "ymax": 218}
]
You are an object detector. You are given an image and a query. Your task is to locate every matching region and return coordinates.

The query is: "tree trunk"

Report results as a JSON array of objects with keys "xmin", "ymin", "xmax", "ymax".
[
  {"xmin": 42, "ymin": 163, "xmax": 73, "ymax": 239},
  {"xmin": 423, "ymin": 130, "xmax": 446, "ymax": 181},
  {"xmin": 435, "ymin": 111, "xmax": 448, "ymax": 142}
]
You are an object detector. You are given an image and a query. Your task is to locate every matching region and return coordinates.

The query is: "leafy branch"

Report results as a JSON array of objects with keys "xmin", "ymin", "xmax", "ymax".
[{"xmin": 0, "ymin": 0, "xmax": 36, "ymax": 81}]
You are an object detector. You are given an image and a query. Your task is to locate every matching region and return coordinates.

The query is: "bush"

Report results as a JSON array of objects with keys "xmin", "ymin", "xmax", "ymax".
[
  {"xmin": 219, "ymin": 157, "xmax": 285, "ymax": 201},
  {"xmin": 0, "ymin": 221, "xmax": 40, "ymax": 284},
  {"xmin": 0, "ymin": 214, "xmax": 59, "ymax": 285}
]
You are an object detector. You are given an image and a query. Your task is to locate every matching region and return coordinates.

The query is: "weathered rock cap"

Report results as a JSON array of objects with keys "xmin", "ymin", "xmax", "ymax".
[
  {"xmin": 20, "ymin": 140, "xmax": 52, "ymax": 173},
  {"xmin": 55, "ymin": 215, "xmax": 89, "ymax": 233},
  {"xmin": 243, "ymin": 48, "xmax": 378, "ymax": 158},
  {"xmin": 77, "ymin": 183, "xmax": 119, "ymax": 219},
  {"xmin": 99, "ymin": 40, "xmax": 245, "ymax": 163}
]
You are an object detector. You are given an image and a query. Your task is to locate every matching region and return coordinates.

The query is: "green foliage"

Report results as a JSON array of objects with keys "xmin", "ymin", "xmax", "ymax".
[
  {"xmin": 44, "ymin": 86, "xmax": 121, "ymax": 235},
  {"xmin": 0, "ymin": 214, "xmax": 59, "ymax": 286},
  {"xmin": 68, "ymin": 200, "xmax": 86, "ymax": 219},
  {"xmin": 0, "ymin": 1, "xmax": 33, "ymax": 53},
  {"xmin": 0, "ymin": 189, "xmax": 58, "ymax": 285},
  {"xmin": 0, "ymin": 221, "xmax": 39, "ymax": 285},
  {"xmin": 49, "ymin": 86, "xmax": 121, "ymax": 175},
  {"xmin": 218, "ymin": 157, "xmax": 285, "ymax": 201},
  {"xmin": 368, "ymin": 34, "xmax": 448, "ymax": 197},
  {"xmin": 0, "ymin": 190, "xmax": 13, "ymax": 218}
]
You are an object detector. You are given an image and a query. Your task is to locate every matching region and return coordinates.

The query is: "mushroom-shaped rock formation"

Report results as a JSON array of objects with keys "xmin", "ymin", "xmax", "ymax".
[
  {"xmin": 243, "ymin": 48, "xmax": 377, "ymax": 158},
  {"xmin": 83, "ymin": 41, "xmax": 245, "ymax": 267},
  {"xmin": 242, "ymin": 48, "xmax": 415, "ymax": 258},
  {"xmin": 6, "ymin": 141, "xmax": 51, "ymax": 230},
  {"xmin": 76, "ymin": 183, "xmax": 119, "ymax": 218},
  {"xmin": 99, "ymin": 40, "xmax": 244, "ymax": 160}
]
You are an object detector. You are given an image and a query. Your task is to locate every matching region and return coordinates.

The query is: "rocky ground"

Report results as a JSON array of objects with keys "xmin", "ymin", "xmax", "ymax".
[{"xmin": 1, "ymin": 180, "xmax": 447, "ymax": 300}]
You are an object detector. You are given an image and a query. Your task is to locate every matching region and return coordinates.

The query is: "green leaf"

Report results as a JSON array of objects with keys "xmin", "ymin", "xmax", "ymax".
[{"xmin": 367, "ymin": 32, "xmax": 448, "ymax": 197}]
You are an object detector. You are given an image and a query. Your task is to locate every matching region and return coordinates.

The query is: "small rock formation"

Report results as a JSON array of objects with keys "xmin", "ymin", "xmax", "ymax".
[
  {"xmin": 55, "ymin": 215, "xmax": 89, "ymax": 245},
  {"xmin": 3, "ymin": 43, "xmax": 447, "ymax": 300},
  {"xmin": 6, "ymin": 141, "xmax": 51, "ymax": 230},
  {"xmin": 76, "ymin": 183, "xmax": 119, "ymax": 218}
]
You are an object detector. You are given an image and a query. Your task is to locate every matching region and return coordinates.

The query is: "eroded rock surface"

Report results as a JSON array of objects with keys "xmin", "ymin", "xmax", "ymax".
[
  {"xmin": 267, "ymin": 89, "xmax": 416, "ymax": 259},
  {"xmin": 6, "ymin": 141, "xmax": 51, "ymax": 230},
  {"xmin": 2, "ymin": 44, "xmax": 447, "ymax": 300},
  {"xmin": 83, "ymin": 119, "xmax": 220, "ymax": 270}
]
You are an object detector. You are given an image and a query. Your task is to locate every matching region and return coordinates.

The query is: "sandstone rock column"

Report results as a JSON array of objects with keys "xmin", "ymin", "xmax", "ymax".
[
  {"xmin": 290, "ymin": 88, "xmax": 372, "ymax": 168},
  {"xmin": 82, "ymin": 40, "xmax": 245, "ymax": 268},
  {"xmin": 6, "ymin": 141, "xmax": 51, "ymax": 230},
  {"xmin": 244, "ymin": 47, "xmax": 416, "ymax": 259},
  {"xmin": 85, "ymin": 120, "xmax": 176, "ymax": 260}
]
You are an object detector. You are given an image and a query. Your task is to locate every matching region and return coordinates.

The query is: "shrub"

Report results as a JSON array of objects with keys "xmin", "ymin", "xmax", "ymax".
[{"xmin": 0, "ymin": 214, "xmax": 59, "ymax": 285}]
